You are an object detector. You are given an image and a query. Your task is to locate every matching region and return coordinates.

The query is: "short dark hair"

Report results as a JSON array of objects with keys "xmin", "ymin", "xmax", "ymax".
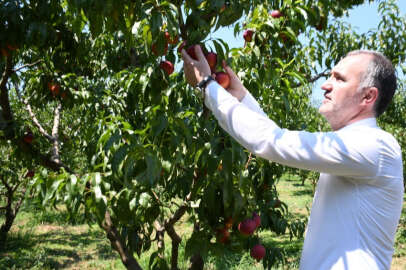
[{"xmin": 346, "ymin": 50, "xmax": 397, "ymax": 117}]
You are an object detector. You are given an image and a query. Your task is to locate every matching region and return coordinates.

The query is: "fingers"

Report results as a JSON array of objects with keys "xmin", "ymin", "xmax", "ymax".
[
  {"xmin": 195, "ymin": 45, "xmax": 205, "ymax": 61},
  {"xmin": 222, "ymin": 60, "xmax": 238, "ymax": 79},
  {"xmin": 181, "ymin": 49, "xmax": 193, "ymax": 63},
  {"xmin": 222, "ymin": 59, "xmax": 227, "ymax": 70}
]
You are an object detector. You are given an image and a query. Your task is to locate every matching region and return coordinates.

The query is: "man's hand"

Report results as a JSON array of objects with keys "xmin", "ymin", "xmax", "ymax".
[
  {"xmin": 221, "ymin": 60, "xmax": 247, "ymax": 101},
  {"xmin": 181, "ymin": 45, "xmax": 211, "ymax": 87}
]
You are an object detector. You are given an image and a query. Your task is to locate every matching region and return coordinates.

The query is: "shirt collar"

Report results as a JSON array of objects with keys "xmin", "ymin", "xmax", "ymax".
[{"xmin": 339, "ymin": 117, "xmax": 377, "ymax": 131}]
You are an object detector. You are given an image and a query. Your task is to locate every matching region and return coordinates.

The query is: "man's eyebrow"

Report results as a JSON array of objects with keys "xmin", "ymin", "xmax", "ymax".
[{"xmin": 330, "ymin": 70, "xmax": 345, "ymax": 78}]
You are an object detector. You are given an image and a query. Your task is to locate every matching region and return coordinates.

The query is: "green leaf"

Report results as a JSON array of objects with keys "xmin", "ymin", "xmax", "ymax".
[
  {"xmin": 232, "ymin": 190, "xmax": 245, "ymax": 218},
  {"xmin": 212, "ymin": 39, "xmax": 225, "ymax": 62},
  {"xmin": 92, "ymin": 173, "xmax": 107, "ymax": 220},
  {"xmin": 139, "ymin": 192, "xmax": 152, "ymax": 208},
  {"xmin": 145, "ymin": 153, "xmax": 160, "ymax": 186},
  {"xmin": 123, "ymin": 152, "xmax": 138, "ymax": 181},
  {"xmin": 103, "ymin": 130, "xmax": 121, "ymax": 152},
  {"xmin": 152, "ymin": 114, "xmax": 168, "ymax": 137},
  {"xmin": 129, "ymin": 197, "xmax": 137, "ymax": 211},
  {"xmin": 112, "ymin": 145, "xmax": 129, "ymax": 176},
  {"xmin": 43, "ymin": 179, "xmax": 64, "ymax": 205}
]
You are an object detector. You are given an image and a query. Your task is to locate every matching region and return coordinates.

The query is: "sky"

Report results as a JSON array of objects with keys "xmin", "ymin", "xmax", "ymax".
[{"xmin": 209, "ymin": 0, "xmax": 406, "ymax": 104}]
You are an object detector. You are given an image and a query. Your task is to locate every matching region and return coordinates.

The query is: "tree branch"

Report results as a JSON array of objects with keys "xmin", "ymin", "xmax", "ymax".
[
  {"xmin": 14, "ymin": 84, "xmax": 69, "ymax": 172},
  {"xmin": 153, "ymin": 220, "xmax": 165, "ymax": 259},
  {"xmin": 308, "ymin": 69, "xmax": 329, "ymax": 83},
  {"xmin": 102, "ymin": 211, "xmax": 143, "ymax": 270},
  {"xmin": 12, "ymin": 186, "xmax": 27, "ymax": 217},
  {"xmin": 166, "ymin": 204, "xmax": 188, "ymax": 228},
  {"xmin": 165, "ymin": 204, "xmax": 188, "ymax": 270},
  {"xmin": 14, "ymin": 84, "xmax": 53, "ymax": 141},
  {"xmin": 166, "ymin": 225, "xmax": 181, "ymax": 270},
  {"xmin": 0, "ymin": 176, "xmax": 11, "ymax": 193},
  {"xmin": 188, "ymin": 222, "xmax": 204, "ymax": 270},
  {"xmin": 0, "ymin": 54, "xmax": 15, "ymax": 138},
  {"xmin": 12, "ymin": 59, "xmax": 43, "ymax": 73},
  {"xmin": 17, "ymin": 140, "xmax": 73, "ymax": 173},
  {"xmin": 151, "ymin": 190, "xmax": 163, "ymax": 206},
  {"xmin": 11, "ymin": 180, "xmax": 21, "ymax": 194},
  {"xmin": 245, "ymin": 152, "xmax": 252, "ymax": 170},
  {"xmin": 293, "ymin": 69, "xmax": 329, "ymax": 88},
  {"xmin": 51, "ymin": 102, "xmax": 62, "ymax": 163},
  {"xmin": 177, "ymin": 5, "xmax": 187, "ymax": 41}
]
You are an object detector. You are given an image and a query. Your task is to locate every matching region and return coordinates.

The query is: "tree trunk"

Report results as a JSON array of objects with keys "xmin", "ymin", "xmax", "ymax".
[
  {"xmin": 0, "ymin": 210, "xmax": 15, "ymax": 250},
  {"xmin": 0, "ymin": 179, "xmax": 25, "ymax": 250},
  {"xmin": 189, "ymin": 254, "xmax": 204, "ymax": 270},
  {"xmin": 188, "ymin": 222, "xmax": 204, "ymax": 270},
  {"xmin": 101, "ymin": 211, "xmax": 143, "ymax": 270}
]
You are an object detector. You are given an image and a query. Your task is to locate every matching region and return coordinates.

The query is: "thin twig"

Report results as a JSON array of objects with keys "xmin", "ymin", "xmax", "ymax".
[
  {"xmin": 308, "ymin": 69, "xmax": 330, "ymax": 83},
  {"xmin": 177, "ymin": 5, "xmax": 187, "ymax": 41},
  {"xmin": 12, "ymin": 59, "xmax": 43, "ymax": 73},
  {"xmin": 0, "ymin": 176, "xmax": 11, "ymax": 192},
  {"xmin": 293, "ymin": 69, "xmax": 329, "ymax": 88},
  {"xmin": 13, "ymin": 187, "xmax": 27, "ymax": 216},
  {"xmin": 151, "ymin": 190, "xmax": 163, "ymax": 205},
  {"xmin": 11, "ymin": 181, "xmax": 21, "ymax": 194},
  {"xmin": 245, "ymin": 152, "xmax": 252, "ymax": 170}
]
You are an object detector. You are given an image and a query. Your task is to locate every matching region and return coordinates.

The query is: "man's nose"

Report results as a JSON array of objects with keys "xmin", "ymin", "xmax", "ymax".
[{"xmin": 321, "ymin": 79, "xmax": 332, "ymax": 91}]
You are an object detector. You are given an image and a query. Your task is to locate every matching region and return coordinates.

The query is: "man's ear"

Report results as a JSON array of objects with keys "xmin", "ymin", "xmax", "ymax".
[{"xmin": 362, "ymin": 87, "xmax": 378, "ymax": 105}]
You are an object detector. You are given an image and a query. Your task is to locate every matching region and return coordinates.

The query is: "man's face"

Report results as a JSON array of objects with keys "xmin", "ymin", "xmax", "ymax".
[{"xmin": 319, "ymin": 54, "xmax": 372, "ymax": 130}]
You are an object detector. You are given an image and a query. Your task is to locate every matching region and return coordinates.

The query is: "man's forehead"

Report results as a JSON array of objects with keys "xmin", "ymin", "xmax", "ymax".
[{"xmin": 333, "ymin": 54, "xmax": 372, "ymax": 74}]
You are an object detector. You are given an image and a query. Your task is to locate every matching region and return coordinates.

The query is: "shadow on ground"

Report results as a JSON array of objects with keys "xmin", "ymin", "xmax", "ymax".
[{"xmin": 0, "ymin": 226, "xmax": 117, "ymax": 269}]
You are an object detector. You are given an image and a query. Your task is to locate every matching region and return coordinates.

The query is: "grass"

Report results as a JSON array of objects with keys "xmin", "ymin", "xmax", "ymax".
[{"xmin": 1, "ymin": 173, "xmax": 405, "ymax": 270}]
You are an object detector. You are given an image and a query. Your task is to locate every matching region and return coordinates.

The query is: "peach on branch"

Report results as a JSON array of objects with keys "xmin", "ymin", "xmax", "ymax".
[
  {"xmin": 250, "ymin": 244, "xmax": 266, "ymax": 261},
  {"xmin": 25, "ymin": 170, "xmax": 35, "ymax": 178},
  {"xmin": 23, "ymin": 131, "xmax": 34, "ymax": 144},
  {"xmin": 238, "ymin": 218, "xmax": 256, "ymax": 236},
  {"xmin": 164, "ymin": 32, "xmax": 179, "ymax": 45},
  {"xmin": 270, "ymin": 10, "xmax": 283, "ymax": 18},
  {"xmin": 205, "ymin": 52, "xmax": 217, "ymax": 72},
  {"xmin": 243, "ymin": 30, "xmax": 254, "ymax": 42},
  {"xmin": 152, "ymin": 42, "xmax": 168, "ymax": 56},
  {"xmin": 252, "ymin": 212, "xmax": 261, "ymax": 228},
  {"xmin": 224, "ymin": 217, "xmax": 233, "ymax": 229},
  {"xmin": 160, "ymin": 60, "xmax": 174, "ymax": 75},
  {"xmin": 216, "ymin": 228, "xmax": 230, "ymax": 244},
  {"xmin": 48, "ymin": 82, "xmax": 60, "ymax": 96},
  {"xmin": 215, "ymin": 72, "xmax": 230, "ymax": 89}
]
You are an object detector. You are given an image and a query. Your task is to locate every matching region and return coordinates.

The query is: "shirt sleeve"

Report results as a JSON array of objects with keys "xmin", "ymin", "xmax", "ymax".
[
  {"xmin": 240, "ymin": 91, "xmax": 267, "ymax": 117},
  {"xmin": 203, "ymin": 82, "xmax": 379, "ymax": 178}
]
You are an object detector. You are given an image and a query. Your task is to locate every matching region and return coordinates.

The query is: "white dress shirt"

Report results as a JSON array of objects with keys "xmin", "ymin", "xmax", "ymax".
[{"xmin": 203, "ymin": 81, "xmax": 404, "ymax": 270}]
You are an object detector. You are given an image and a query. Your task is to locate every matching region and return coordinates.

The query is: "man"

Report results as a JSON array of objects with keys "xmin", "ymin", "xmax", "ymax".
[{"xmin": 181, "ymin": 47, "xmax": 404, "ymax": 270}]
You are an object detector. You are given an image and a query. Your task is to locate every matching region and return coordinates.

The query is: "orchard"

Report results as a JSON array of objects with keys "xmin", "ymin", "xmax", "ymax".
[{"xmin": 1, "ymin": 0, "xmax": 406, "ymax": 269}]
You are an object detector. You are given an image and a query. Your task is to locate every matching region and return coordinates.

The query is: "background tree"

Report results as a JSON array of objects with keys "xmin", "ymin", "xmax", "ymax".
[{"xmin": 1, "ymin": 0, "xmax": 406, "ymax": 269}]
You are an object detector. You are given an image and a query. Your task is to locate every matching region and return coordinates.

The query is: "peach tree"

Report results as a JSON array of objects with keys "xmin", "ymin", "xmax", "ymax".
[{"xmin": 1, "ymin": 0, "xmax": 406, "ymax": 269}]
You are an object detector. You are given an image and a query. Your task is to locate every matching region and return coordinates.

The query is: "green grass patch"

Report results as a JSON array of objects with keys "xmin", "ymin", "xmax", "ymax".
[{"xmin": 1, "ymin": 173, "xmax": 405, "ymax": 270}]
